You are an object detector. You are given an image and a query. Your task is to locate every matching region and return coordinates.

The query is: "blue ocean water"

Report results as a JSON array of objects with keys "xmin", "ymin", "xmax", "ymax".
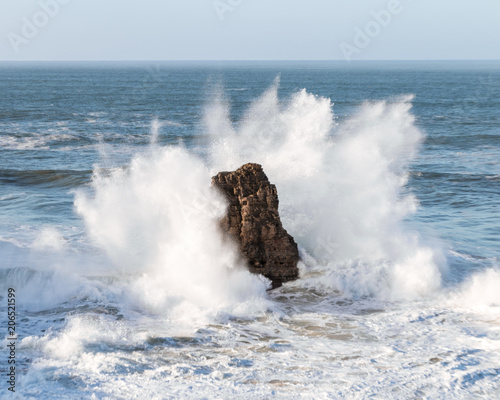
[{"xmin": 0, "ymin": 61, "xmax": 499, "ymax": 399}]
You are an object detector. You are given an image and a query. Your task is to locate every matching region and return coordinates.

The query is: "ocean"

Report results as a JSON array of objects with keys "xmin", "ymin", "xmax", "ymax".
[{"xmin": 0, "ymin": 61, "xmax": 499, "ymax": 399}]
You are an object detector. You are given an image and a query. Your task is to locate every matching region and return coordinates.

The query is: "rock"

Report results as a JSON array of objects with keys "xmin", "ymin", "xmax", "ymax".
[{"xmin": 212, "ymin": 163, "xmax": 299, "ymax": 287}]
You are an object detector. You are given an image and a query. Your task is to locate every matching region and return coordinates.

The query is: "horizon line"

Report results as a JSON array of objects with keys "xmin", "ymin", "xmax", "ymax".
[{"xmin": 1, "ymin": 59, "xmax": 500, "ymax": 63}]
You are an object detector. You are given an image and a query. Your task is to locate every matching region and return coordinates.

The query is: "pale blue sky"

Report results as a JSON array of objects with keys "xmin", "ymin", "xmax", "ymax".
[{"xmin": 1, "ymin": 0, "xmax": 499, "ymax": 61}]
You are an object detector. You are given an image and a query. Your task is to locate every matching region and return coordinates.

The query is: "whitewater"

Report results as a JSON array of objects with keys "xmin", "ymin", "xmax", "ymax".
[{"xmin": 1, "ymin": 62, "xmax": 499, "ymax": 399}]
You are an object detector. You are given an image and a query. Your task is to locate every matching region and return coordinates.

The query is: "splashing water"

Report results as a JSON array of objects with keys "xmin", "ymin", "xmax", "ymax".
[
  {"xmin": 206, "ymin": 82, "xmax": 447, "ymax": 300},
  {"xmin": 3, "ymin": 71, "xmax": 499, "ymax": 399},
  {"xmin": 75, "ymin": 146, "xmax": 270, "ymax": 326},
  {"xmin": 149, "ymin": 118, "xmax": 162, "ymax": 146},
  {"xmin": 10, "ymin": 82, "xmax": 450, "ymax": 324}
]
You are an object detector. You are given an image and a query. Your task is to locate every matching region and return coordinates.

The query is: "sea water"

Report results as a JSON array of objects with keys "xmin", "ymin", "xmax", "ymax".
[{"xmin": 0, "ymin": 61, "xmax": 499, "ymax": 399}]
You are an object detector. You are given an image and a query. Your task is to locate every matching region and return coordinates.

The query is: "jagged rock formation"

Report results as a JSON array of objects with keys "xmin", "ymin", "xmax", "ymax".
[{"xmin": 212, "ymin": 163, "xmax": 299, "ymax": 287}]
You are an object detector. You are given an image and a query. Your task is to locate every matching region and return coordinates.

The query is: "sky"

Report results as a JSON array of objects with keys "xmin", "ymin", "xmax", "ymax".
[{"xmin": 0, "ymin": 0, "xmax": 499, "ymax": 61}]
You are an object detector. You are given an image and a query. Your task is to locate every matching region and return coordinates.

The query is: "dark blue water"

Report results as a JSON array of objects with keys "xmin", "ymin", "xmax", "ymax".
[
  {"xmin": 1, "ymin": 61, "xmax": 498, "ymax": 263},
  {"xmin": 1, "ymin": 61, "xmax": 499, "ymax": 399}
]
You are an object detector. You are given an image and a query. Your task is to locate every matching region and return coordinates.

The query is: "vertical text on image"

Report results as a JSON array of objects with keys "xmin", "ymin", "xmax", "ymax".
[{"xmin": 7, "ymin": 288, "xmax": 17, "ymax": 393}]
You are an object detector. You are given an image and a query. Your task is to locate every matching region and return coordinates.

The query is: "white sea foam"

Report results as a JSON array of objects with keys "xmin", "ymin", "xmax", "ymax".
[
  {"xmin": 2, "ymin": 83, "xmax": 448, "ymax": 323},
  {"xmin": 149, "ymin": 118, "xmax": 162, "ymax": 145},
  {"xmin": 74, "ymin": 146, "xmax": 270, "ymax": 326},
  {"xmin": 32, "ymin": 227, "xmax": 68, "ymax": 251},
  {"xmin": 448, "ymin": 268, "xmax": 500, "ymax": 312},
  {"xmin": 205, "ymin": 82, "xmax": 447, "ymax": 300},
  {"xmin": 0, "ymin": 133, "xmax": 78, "ymax": 150},
  {"xmin": 20, "ymin": 315, "xmax": 148, "ymax": 359},
  {"xmin": 3, "ymin": 81, "xmax": 500, "ymax": 399},
  {"xmin": 68, "ymin": 81, "xmax": 448, "ymax": 330}
]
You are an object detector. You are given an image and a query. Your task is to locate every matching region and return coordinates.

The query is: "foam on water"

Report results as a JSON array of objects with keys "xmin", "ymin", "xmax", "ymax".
[
  {"xmin": 68, "ymin": 81, "xmax": 449, "ymax": 319},
  {"xmin": 449, "ymin": 268, "xmax": 500, "ymax": 312},
  {"xmin": 206, "ymin": 81, "xmax": 447, "ymax": 300},
  {"xmin": 74, "ymin": 144, "xmax": 270, "ymax": 326},
  {"xmin": 2, "ymin": 81, "xmax": 499, "ymax": 399}
]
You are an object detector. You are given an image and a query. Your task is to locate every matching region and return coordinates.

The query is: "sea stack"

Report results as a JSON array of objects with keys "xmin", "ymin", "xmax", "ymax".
[{"xmin": 212, "ymin": 163, "xmax": 299, "ymax": 287}]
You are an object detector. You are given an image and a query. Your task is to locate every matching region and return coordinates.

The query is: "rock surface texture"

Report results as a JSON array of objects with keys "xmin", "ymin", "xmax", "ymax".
[{"xmin": 212, "ymin": 163, "xmax": 299, "ymax": 286}]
